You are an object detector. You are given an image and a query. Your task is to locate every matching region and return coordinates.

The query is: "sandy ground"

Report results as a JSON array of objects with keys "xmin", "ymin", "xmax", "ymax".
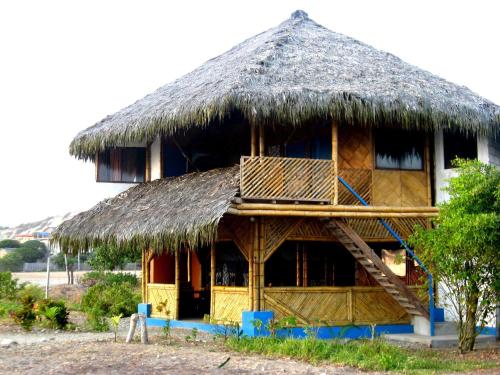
[{"xmin": 11, "ymin": 271, "xmax": 141, "ymax": 286}]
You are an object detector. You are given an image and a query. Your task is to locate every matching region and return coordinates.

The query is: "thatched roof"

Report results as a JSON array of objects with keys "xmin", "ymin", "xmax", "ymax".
[
  {"xmin": 71, "ymin": 10, "xmax": 500, "ymax": 159},
  {"xmin": 52, "ymin": 166, "xmax": 239, "ymax": 254}
]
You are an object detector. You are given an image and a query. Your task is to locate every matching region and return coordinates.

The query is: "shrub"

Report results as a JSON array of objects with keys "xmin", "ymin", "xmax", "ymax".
[
  {"xmin": 37, "ymin": 299, "xmax": 69, "ymax": 329},
  {"xmin": 86, "ymin": 307, "xmax": 109, "ymax": 331},
  {"xmin": 17, "ymin": 284, "xmax": 44, "ymax": 301},
  {"xmin": 0, "ymin": 251, "xmax": 24, "ymax": 272},
  {"xmin": 80, "ymin": 271, "xmax": 138, "ymax": 288},
  {"xmin": 81, "ymin": 282, "xmax": 140, "ymax": 318},
  {"xmin": 13, "ymin": 294, "xmax": 37, "ymax": 331},
  {"xmin": 0, "ymin": 271, "xmax": 18, "ymax": 300}
]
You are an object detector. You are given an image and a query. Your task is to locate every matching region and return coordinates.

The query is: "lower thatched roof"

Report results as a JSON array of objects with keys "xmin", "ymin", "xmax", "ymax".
[{"xmin": 52, "ymin": 166, "xmax": 240, "ymax": 254}]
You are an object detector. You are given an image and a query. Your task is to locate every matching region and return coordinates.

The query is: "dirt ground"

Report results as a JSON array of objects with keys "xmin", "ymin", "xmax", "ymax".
[{"xmin": 0, "ymin": 330, "xmax": 371, "ymax": 375}]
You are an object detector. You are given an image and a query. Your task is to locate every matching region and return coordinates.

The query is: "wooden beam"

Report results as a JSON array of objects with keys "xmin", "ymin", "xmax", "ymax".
[
  {"xmin": 250, "ymin": 123, "xmax": 257, "ymax": 157},
  {"xmin": 232, "ymin": 203, "xmax": 439, "ymax": 213},
  {"xmin": 227, "ymin": 208, "xmax": 438, "ymax": 218},
  {"xmin": 332, "ymin": 121, "xmax": 339, "ymax": 205},
  {"xmin": 141, "ymin": 250, "xmax": 146, "ymax": 302}
]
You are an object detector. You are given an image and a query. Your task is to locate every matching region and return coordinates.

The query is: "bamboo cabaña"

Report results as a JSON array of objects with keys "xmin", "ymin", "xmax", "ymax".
[{"xmin": 54, "ymin": 10, "xmax": 499, "ymax": 336}]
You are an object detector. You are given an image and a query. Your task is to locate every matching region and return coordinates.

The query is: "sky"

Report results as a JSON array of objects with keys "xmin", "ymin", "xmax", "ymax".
[{"xmin": 0, "ymin": 0, "xmax": 499, "ymax": 227}]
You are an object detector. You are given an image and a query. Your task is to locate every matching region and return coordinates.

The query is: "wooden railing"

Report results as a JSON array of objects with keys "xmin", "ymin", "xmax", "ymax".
[{"xmin": 240, "ymin": 156, "xmax": 335, "ymax": 202}]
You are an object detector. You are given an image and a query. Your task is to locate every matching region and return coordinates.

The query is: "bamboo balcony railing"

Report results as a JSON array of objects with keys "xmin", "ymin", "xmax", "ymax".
[{"xmin": 240, "ymin": 156, "xmax": 337, "ymax": 202}]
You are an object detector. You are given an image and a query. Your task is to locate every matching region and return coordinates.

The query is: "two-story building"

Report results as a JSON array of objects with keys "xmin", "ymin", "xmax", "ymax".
[{"xmin": 54, "ymin": 10, "xmax": 499, "ymax": 338}]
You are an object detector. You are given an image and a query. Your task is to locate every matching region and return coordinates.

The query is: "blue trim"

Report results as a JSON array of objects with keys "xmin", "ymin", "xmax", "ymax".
[
  {"xmin": 478, "ymin": 326, "xmax": 496, "ymax": 336},
  {"xmin": 337, "ymin": 176, "xmax": 435, "ymax": 336},
  {"xmin": 145, "ymin": 314, "xmax": 413, "ymax": 339}
]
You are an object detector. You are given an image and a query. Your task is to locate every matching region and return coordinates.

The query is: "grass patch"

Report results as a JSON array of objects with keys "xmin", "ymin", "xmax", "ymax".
[{"xmin": 226, "ymin": 337, "xmax": 497, "ymax": 374}]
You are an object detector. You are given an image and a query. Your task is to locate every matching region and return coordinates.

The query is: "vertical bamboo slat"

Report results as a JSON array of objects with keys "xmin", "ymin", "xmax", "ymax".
[
  {"xmin": 252, "ymin": 221, "xmax": 259, "ymax": 311},
  {"xmin": 174, "ymin": 248, "xmax": 180, "ymax": 320},
  {"xmin": 187, "ymin": 250, "xmax": 191, "ymax": 283},
  {"xmin": 141, "ymin": 250, "xmax": 146, "ymax": 302},
  {"xmin": 332, "ymin": 121, "xmax": 339, "ymax": 205},
  {"xmin": 259, "ymin": 218, "xmax": 265, "ymax": 309}
]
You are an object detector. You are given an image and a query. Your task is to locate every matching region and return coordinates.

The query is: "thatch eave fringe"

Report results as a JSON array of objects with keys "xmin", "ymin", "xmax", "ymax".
[{"xmin": 51, "ymin": 166, "xmax": 240, "ymax": 254}]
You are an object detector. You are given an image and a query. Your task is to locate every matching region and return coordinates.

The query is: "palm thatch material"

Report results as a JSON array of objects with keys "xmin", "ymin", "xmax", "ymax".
[
  {"xmin": 52, "ymin": 166, "xmax": 239, "ymax": 254},
  {"xmin": 71, "ymin": 10, "xmax": 499, "ymax": 160}
]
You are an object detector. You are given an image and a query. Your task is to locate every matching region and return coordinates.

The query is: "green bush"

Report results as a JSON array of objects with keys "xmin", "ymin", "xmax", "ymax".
[
  {"xmin": 17, "ymin": 284, "xmax": 44, "ymax": 301},
  {"xmin": 80, "ymin": 271, "xmax": 138, "ymax": 287},
  {"xmin": 13, "ymin": 294, "xmax": 37, "ymax": 331},
  {"xmin": 0, "ymin": 239, "xmax": 21, "ymax": 248},
  {"xmin": 37, "ymin": 299, "xmax": 69, "ymax": 329},
  {"xmin": 0, "ymin": 251, "xmax": 24, "ymax": 272},
  {"xmin": 86, "ymin": 307, "xmax": 109, "ymax": 331},
  {"xmin": 81, "ymin": 282, "xmax": 140, "ymax": 318},
  {"xmin": 0, "ymin": 271, "xmax": 18, "ymax": 300}
]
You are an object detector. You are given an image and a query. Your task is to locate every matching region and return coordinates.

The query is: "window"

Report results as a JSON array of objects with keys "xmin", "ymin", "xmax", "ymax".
[
  {"xmin": 443, "ymin": 130, "xmax": 477, "ymax": 169},
  {"xmin": 375, "ymin": 129, "xmax": 424, "ymax": 170},
  {"xmin": 97, "ymin": 147, "xmax": 146, "ymax": 183}
]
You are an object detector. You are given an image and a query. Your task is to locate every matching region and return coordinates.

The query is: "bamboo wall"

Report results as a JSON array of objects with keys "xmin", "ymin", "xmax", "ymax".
[
  {"xmin": 263, "ymin": 286, "xmax": 425, "ymax": 325},
  {"xmin": 147, "ymin": 283, "xmax": 177, "ymax": 319}
]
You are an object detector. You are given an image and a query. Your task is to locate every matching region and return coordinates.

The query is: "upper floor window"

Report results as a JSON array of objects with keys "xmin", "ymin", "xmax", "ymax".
[
  {"xmin": 443, "ymin": 130, "xmax": 477, "ymax": 169},
  {"xmin": 374, "ymin": 129, "xmax": 424, "ymax": 170},
  {"xmin": 97, "ymin": 147, "xmax": 146, "ymax": 183}
]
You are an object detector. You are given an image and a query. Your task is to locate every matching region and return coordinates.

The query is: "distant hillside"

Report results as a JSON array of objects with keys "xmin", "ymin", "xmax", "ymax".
[{"xmin": 0, "ymin": 212, "xmax": 77, "ymax": 239}]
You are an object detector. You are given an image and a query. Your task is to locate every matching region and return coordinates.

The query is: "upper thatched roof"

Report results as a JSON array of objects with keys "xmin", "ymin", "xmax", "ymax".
[
  {"xmin": 52, "ymin": 166, "xmax": 240, "ymax": 254},
  {"xmin": 71, "ymin": 10, "xmax": 500, "ymax": 159}
]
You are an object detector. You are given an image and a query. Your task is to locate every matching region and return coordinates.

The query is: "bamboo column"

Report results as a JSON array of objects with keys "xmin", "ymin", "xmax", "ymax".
[
  {"xmin": 252, "ymin": 220, "xmax": 260, "ymax": 311},
  {"xmin": 332, "ymin": 121, "xmax": 339, "ymax": 205},
  {"xmin": 248, "ymin": 221, "xmax": 254, "ymax": 310},
  {"xmin": 259, "ymin": 124, "xmax": 265, "ymax": 157},
  {"xmin": 251, "ymin": 124, "xmax": 257, "ymax": 157},
  {"xmin": 296, "ymin": 245, "xmax": 301, "ymax": 287},
  {"xmin": 187, "ymin": 250, "xmax": 191, "ymax": 283},
  {"xmin": 302, "ymin": 246, "xmax": 308, "ymax": 287},
  {"xmin": 258, "ymin": 218, "xmax": 265, "ymax": 309},
  {"xmin": 210, "ymin": 242, "xmax": 216, "ymax": 317},
  {"xmin": 141, "ymin": 250, "xmax": 146, "ymax": 302},
  {"xmin": 174, "ymin": 248, "xmax": 180, "ymax": 320}
]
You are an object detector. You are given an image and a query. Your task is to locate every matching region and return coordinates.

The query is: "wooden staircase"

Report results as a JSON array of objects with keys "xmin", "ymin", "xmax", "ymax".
[{"xmin": 326, "ymin": 218, "xmax": 429, "ymax": 319}]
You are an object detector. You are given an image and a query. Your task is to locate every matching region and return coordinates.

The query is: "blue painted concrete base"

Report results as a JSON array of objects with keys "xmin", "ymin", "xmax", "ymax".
[{"xmin": 140, "ymin": 305, "xmax": 413, "ymax": 339}]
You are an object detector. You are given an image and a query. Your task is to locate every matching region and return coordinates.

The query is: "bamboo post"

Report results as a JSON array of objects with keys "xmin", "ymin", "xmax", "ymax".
[
  {"xmin": 332, "ymin": 121, "xmax": 339, "ymax": 205},
  {"xmin": 187, "ymin": 250, "xmax": 191, "ymax": 283},
  {"xmin": 174, "ymin": 248, "xmax": 180, "ymax": 320},
  {"xmin": 251, "ymin": 123, "xmax": 257, "ymax": 157},
  {"xmin": 210, "ymin": 242, "xmax": 216, "ymax": 317},
  {"xmin": 296, "ymin": 245, "xmax": 301, "ymax": 287},
  {"xmin": 252, "ymin": 220, "xmax": 259, "ymax": 311},
  {"xmin": 258, "ymin": 218, "xmax": 265, "ymax": 310},
  {"xmin": 302, "ymin": 246, "xmax": 308, "ymax": 287},
  {"xmin": 259, "ymin": 124, "xmax": 265, "ymax": 157},
  {"xmin": 141, "ymin": 250, "xmax": 146, "ymax": 302},
  {"xmin": 248, "ymin": 221, "xmax": 254, "ymax": 310}
]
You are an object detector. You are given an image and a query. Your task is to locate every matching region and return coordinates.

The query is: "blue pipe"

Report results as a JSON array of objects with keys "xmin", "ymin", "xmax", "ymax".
[{"xmin": 337, "ymin": 176, "xmax": 435, "ymax": 336}]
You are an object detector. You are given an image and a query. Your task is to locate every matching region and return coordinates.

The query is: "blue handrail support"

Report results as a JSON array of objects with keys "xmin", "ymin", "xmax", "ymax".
[{"xmin": 337, "ymin": 176, "xmax": 435, "ymax": 336}]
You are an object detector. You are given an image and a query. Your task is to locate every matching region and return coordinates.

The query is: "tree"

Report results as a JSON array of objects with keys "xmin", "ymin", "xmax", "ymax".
[
  {"xmin": 410, "ymin": 159, "xmax": 500, "ymax": 353},
  {"xmin": 0, "ymin": 239, "xmax": 21, "ymax": 249},
  {"xmin": 52, "ymin": 252, "xmax": 76, "ymax": 285},
  {"xmin": 87, "ymin": 245, "xmax": 140, "ymax": 271},
  {"xmin": 17, "ymin": 243, "xmax": 47, "ymax": 263},
  {"xmin": 0, "ymin": 251, "xmax": 24, "ymax": 272}
]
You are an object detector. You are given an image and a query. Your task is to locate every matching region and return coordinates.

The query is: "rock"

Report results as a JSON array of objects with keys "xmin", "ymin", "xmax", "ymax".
[{"xmin": 1, "ymin": 339, "xmax": 18, "ymax": 348}]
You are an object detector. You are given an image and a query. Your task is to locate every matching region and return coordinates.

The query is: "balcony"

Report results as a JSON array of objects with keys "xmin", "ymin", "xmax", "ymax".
[
  {"xmin": 240, "ymin": 156, "xmax": 375, "ymax": 205},
  {"xmin": 240, "ymin": 156, "xmax": 336, "ymax": 203}
]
